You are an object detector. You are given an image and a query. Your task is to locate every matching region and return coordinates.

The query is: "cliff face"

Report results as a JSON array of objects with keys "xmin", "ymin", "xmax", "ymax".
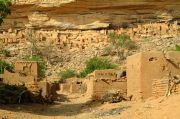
[{"xmin": 1, "ymin": 0, "xmax": 180, "ymax": 30}]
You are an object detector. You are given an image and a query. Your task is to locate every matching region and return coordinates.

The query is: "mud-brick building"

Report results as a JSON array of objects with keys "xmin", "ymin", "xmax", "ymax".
[
  {"xmin": 3, "ymin": 61, "xmax": 39, "ymax": 85},
  {"xmin": 85, "ymin": 69, "xmax": 127, "ymax": 100},
  {"xmin": 127, "ymin": 51, "xmax": 180, "ymax": 100}
]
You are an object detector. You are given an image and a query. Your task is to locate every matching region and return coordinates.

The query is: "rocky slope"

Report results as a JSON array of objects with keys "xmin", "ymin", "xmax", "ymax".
[
  {"xmin": 1, "ymin": 0, "xmax": 180, "ymax": 30},
  {"xmin": 1, "ymin": 0, "xmax": 180, "ymax": 80}
]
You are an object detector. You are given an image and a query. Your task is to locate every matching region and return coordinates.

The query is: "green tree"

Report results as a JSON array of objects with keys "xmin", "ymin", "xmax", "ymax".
[{"xmin": 0, "ymin": 0, "xmax": 12, "ymax": 25}]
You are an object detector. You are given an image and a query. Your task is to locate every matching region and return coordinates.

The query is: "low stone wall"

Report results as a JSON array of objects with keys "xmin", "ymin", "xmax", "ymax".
[{"xmin": 85, "ymin": 78, "xmax": 127, "ymax": 100}]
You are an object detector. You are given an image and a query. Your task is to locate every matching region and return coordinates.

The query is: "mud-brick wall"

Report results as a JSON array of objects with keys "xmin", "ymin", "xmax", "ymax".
[
  {"xmin": 70, "ymin": 82, "xmax": 86, "ymax": 94},
  {"xmin": 127, "ymin": 51, "xmax": 180, "ymax": 100},
  {"xmin": 60, "ymin": 84, "xmax": 70, "ymax": 93},
  {"xmin": 3, "ymin": 70, "xmax": 35, "ymax": 85},
  {"xmin": 91, "ymin": 78, "xmax": 127, "ymax": 100},
  {"xmin": 152, "ymin": 78, "xmax": 180, "ymax": 97},
  {"xmin": 152, "ymin": 78, "xmax": 169, "ymax": 97}
]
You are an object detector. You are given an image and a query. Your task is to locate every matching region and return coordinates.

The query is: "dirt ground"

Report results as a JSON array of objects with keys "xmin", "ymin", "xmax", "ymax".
[{"xmin": 0, "ymin": 93, "xmax": 180, "ymax": 119}]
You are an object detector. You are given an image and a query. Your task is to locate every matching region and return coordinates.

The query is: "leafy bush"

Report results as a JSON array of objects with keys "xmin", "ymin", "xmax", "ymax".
[
  {"xmin": 79, "ymin": 57, "xmax": 117, "ymax": 78},
  {"xmin": 24, "ymin": 55, "xmax": 46, "ymax": 80},
  {"xmin": 108, "ymin": 33, "xmax": 137, "ymax": 61},
  {"xmin": 0, "ymin": 0, "xmax": 12, "ymax": 25},
  {"xmin": 175, "ymin": 44, "xmax": 180, "ymax": 51},
  {"xmin": 0, "ymin": 48, "xmax": 11, "ymax": 57},
  {"xmin": 108, "ymin": 33, "xmax": 136, "ymax": 50},
  {"xmin": 103, "ymin": 46, "xmax": 113, "ymax": 55},
  {"xmin": 0, "ymin": 60, "xmax": 14, "ymax": 74},
  {"xmin": 58, "ymin": 69, "xmax": 77, "ymax": 82}
]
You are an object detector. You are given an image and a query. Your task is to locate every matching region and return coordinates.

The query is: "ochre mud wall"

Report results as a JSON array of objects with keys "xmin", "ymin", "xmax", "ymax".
[{"xmin": 127, "ymin": 51, "xmax": 180, "ymax": 100}]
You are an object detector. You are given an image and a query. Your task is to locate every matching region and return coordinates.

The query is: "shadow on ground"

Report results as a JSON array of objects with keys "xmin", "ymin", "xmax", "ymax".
[{"xmin": 0, "ymin": 94, "xmax": 103, "ymax": 117}]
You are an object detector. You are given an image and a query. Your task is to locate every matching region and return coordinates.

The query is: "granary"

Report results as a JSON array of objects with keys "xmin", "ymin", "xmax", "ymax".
[{"xmin": 127, "ymin": 51, "xmax": 180, "ymax": 100}]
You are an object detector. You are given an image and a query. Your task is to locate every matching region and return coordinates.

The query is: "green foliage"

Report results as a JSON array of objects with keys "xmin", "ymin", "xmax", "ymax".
[
  {"xmin": 108, "ymin": 33, "xmax": 136, "ymax": 50},
  {"xmin": 108, "ymin": 33, "xmax": 137, "ymax": 61},
  {"xmin": 79, "ymin": 57, "xmax": 117, "ymax": 78},
  {"xmin": 0, "ymin": 48, "xmax": 10, "ymax": 57},
  {"xmin": 175, "ymin": 44, "xmax": 180, "ymax": 51},
  {"xmin": 0, "ymin": 60, "xmax": 14, "ymax": 74},
  {"xmin": 58, "ymin": 69, "xmax": 77, "ymax": 82},
  {"xmin": 24, "ymin": 55, "xmax": 46, "ymax": 80},
  {"xmin": 0, "ymin": 0, "xmax": 12, "ymax": 25},
  {"xmin": 104, "ymin": 46, "xmax": 113, "ymax": 55}
]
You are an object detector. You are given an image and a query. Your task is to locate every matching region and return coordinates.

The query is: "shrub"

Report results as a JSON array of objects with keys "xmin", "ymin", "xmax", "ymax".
[
  {"xmin": 108, "ymin": 33, "xmax": 136, "ymax": 50},
  {"xmin": 0, "ymin": 48, "xmax": 10, "ymax": 57},
  {"xmin": 58, "ymin": 69, "xmax": 77, "ymax": 82},
  {"xmin": 79, "ymin": 57, "xmax": 117, "ymax": 78},
  {"xmin": 0, "ymin": 60, "xmax": 14, "ymax": 74},
  {"xmin": 108, "ymin": 33, "xmax": 137, "ymax": 61},
  {"xmin": 175, "ymin": 44, "xmax": 180, "ymax": 51},
  {"xmin": 24, "ymin": 55, "xmax": 46, "ymax": 80},
  {"xmin": 103, "ymin": 46, "xmax": 113, "ymax": 55}
]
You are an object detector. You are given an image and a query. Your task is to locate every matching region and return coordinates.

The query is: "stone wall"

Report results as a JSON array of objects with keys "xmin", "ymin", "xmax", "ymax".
[
  {"xmin": 1, "ymin": 22, "xmax": 179, "ymax": 50},
  {"xmin": 13, "ymin": 0, "xmax": 74, "ymax": 6},
  {"xmin": 85, "ymin": 69, "xmax": 127, "ymax": 100},
  {"xmin": 90, "ymin": 78, "xmax": 127, "ymax": 100},
  {"xmin": 3, "ymin": 61, "xmax": 39, "ymax": 85},
  {"xmin": 0, "ymin": 29, "xmax": 108, "ymax": 50},
  {"xmin": 15, "ymin": 61, "xmax": 39, "ymax": 78},
  {"xmin": 3, "ymin": 70, "xmax": 35, "ymax": 85},
  {"xmin": 152, "ymin": 78, "xmax": 180, "ymax": 98},
  {"xmin": 127, "ymin": 51, "xmax": 180, "ymax": 100},
  {"xmin": 116, "ymin": 21, "xmax": 180, "ymax": 40},
  {"xmin": 60, "ymin": 84, "xmax": 71, "ymax": 93},
  {"xmin": 69, "ymin": 82, "xmax": 86, "ymax": 94}
]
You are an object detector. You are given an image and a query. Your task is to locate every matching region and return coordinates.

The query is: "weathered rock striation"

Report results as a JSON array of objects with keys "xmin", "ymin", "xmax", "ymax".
[{"xmin": 1, "ymin": 0, "xmax": 180, "ymax": 30}]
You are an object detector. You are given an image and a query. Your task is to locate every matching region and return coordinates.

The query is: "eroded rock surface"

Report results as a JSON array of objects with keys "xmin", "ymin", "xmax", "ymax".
[{"xmin": 1, "ymin": 0, "xmax": 180, "ymax": 30}]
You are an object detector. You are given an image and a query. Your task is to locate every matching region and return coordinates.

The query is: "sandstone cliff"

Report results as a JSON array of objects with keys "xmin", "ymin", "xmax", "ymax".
[{"xmin": 1, "ymin": 0, "xmax": 180, "ymax": 30}]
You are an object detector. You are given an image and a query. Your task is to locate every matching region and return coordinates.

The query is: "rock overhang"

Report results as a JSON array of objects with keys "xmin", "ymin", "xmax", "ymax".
[{"xmin": 1, "ymin": 0, "xmax": 180, "ymax": 30}]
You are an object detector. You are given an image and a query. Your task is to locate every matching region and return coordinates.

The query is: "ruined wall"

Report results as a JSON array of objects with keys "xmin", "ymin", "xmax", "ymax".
[
  {"xmin": 15, "ymin": 61, "xmax": 39, "ymax": 78},
  {"xmin": 127, "ymin": 51, "xmax": 180, "ymax": 100},
  {"xmin": 1, "ymin": 22, "xmax": 179, "ymax": 50},
  {"xmin": 0, "ymin": 29, "xmax": 108, "ymax": 49},
  {"xmin": 3, "ymin": 70, "xmax": 35, "ymax": 85},
  {"xmin": 13, "ymin": 0, "xmax": 75, "ymax": 6},
  {"xmin": 90, "ymin": 78, "xmax": 127, "ymax": 100},
  {"xmin": 92, "ymin": 69, "xmax": 118, "ymax": 80},
  {"xmin": 60, "ymin": 84, "xmax": 71, "ymax": 93},
  {"xmin": 38, "ymin": 81, "xmax": 50, "ymax": 97},
  {"xmin": 69, "ymin": 82, "xmax": 86, "ymax": 94},
  {"xmin": 116, "ymin": 21, "xmax": 180, "ymax": 40},
  {"xmin": 85, "ymin": 69, "xmax": 127, "ymax": 100},
  {"xmin": 3, "ymin": 61, "xmax": 39, "ymax": 85},
  {"xmin": 152, "ymin": 78, "xmax": 180, "ymax": 97}
]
